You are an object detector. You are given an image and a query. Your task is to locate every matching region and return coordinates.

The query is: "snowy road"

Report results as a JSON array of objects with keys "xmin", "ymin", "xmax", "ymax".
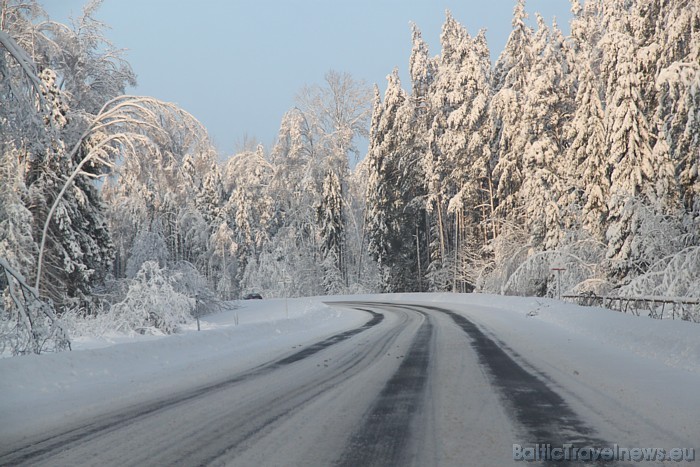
[{"xmin": 1, "ymin": 298, "xmax": 697, "ymax": 466}]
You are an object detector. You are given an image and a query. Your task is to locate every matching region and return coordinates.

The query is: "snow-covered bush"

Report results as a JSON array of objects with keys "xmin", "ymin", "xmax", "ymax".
[
  {"xmin": 60, "ymin": 300, "xmax": 113, "ymax": 339},
  {"xmin": 619, "ymin": 247, "xmax": 700, "ymax": 298},
  {"xmin": 169, "ymin": 260, "xmax": 227, "ymax": 316},
  {"xmin": 497, "ymin": 238, "xmax": 609, "ymax": 298},
  {"xmin": 61, "ymin": 262, "xmax": 224, "ymax": 338},
  {"xmin": 169, "ymin": 261, "xmax": 208, "ymax": 298},
  {"xmin": 111, "ymin": 261, "xmax": 194, "ymax": 335},
  {"xmin": 474, "ymin": 222, "xmax": 529, "ymax": 294}
]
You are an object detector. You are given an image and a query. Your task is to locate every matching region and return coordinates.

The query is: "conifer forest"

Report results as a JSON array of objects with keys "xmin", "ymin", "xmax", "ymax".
[{"xmin": 1, "ymin": 0, "xmax": 698, "ymax": 354}]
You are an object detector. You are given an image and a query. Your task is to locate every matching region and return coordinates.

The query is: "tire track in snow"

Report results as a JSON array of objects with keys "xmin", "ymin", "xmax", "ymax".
[
  {"xmin": 0, "ymin": 310, "xmax": 384, "ymax": 466},
  {"xmin": 335, "ymin": 304, "xmax": 433, "ymax": 467},
  {"xmin": 189, "ymin": 308, "xmax": 407, "ymax": 466},
  {"xmin": 425, "ymin": 304, "xmax": 616, "ymax": 465}
]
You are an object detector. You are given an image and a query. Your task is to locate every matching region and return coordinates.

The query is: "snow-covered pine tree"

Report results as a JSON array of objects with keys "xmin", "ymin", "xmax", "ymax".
[
  {"xmin": 628, "ymin": 0, "xmax": 698, "ymax": 120},
  {"xmin": 256, "ymin": 108, "xmax": 327, "ymax": 298},
  {"xmin": 392, "ymin": 81, "xmax": 430, "ymax": 293},
  {"xmin": 317, "ymin": 169, "xmax": 345, "ymax": 293},
  {"xmin": 409, "ymin": 23, "xmax": 435, "ymax": 113},
  {"xmin": 518, "ymin": 15, "xmax": 571, "ymax": 253},
  {"xmin": 196, "ymin": 161, "xmax": 224, "ymax": 226},
  {"xmin": 426, "ymin": 12, "xmax": 493, "ymax": 291},
  {"xmin": 208, "ymin": 221, "xmax": 236, "ymax": 299},
  {"xmin": 648, "ymin": 120, "xmax": 681, "ymax": 214},
  {"xmin": 0, "ymin": 145, "xmax": 37, "ymax": 279},
  {"xmin": 652, "ymin": 0, "xmax": 700, "ymax": 234},
  {"xmin": 364, "ymin": 69, "xmax": 426, "ymax": 292},
  {"xmin": 24, "ymin": 70, "xmax": 115, "ymax": 308},
  {"xmin": 406, "ymin": 24, "xmax": 434, "ymax": 291},
  {"xmin": 601, "ymin": 23, "xmax": 659, "ymax": 279},
  {"xmin": 468, "ymin": 30, "xmax": 497, "ymax": 245},
  {"xmin": 365, "ymin": 76, "xmax": 403, "ymax": 291},
  {"xmin": 268, "ymin": 108, "xmax": 316, "ymax": 235},
  {"xmin": 630, "ymin": 0, "xmax": 665, "ymax": 114},
  {"xmin": 657, "ymin": 63, "xmax": 700, "ymax": 226},
  {"xmin": 490, "ymin": 0, "xmax": 534, "ymax": 222},
  {"xmin": 566, "ymin": 2, "xmax": 609, "ymax": 241},
  {"xmin": 424, "ymin": 11, "xmax": 474, "ymax": 291}
]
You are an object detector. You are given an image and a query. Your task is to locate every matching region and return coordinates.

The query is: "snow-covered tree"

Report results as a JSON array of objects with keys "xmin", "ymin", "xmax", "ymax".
[
  {"xmin": 222, "ymin": 145, "xmax": 274, "ymax": 293},
  {"xmin": 601, "ymin": 27, "xmax": 659, "ymax": 279},
  {"xmin": 318, "ymin": 169, "xmax": 345, "ymax": 293},
  {"xmin": 208, "ymin": 221, "xmax": 237, "ymax": 299},
  {"xmin": 296, "ymin": 70, "xmax": 372, "ymax": 167},
  {"xmin": 347, "ymin": 157, "xmax": 380, "ymax": 292},
  {"xmin": 125, "ymin": 221, "xmax": 169, "ymax": 279},
  {"xmin": 196, "ymin": 161, "xmax": 224, "ymax": 226},
  {"xmin": 656, "ymin": 62, "xmax": 700, "ymax": 224},
  {"xmin": 24, "ymin": 70, "xmax": 115, "ymax": 307},
  {"xmin": 518, "ymin": 15, "xmax": 572, "ymax": 252},
  {"xmin": 97, "ymin": 96, "xmax": 217, "ymax": 288},
  {"xmin": 620, "ymin": 246, "xmax": 700, "ymax": 298},
  {"xmin": 490, "ymin": 0, "xmax": 534, "ymax": 221},
  {"xmin": 249, "ymin": 71, "xmax": 371, "ymax": 297},
  {"xmin": 0, "ymin": 145, "xmax": 37, "ymax": 279},
  {"xmin": 565, "ymin": 16, "xmax": 609, "ymax": 240},
  {"xmin": 364, "ymin": 69, "xmax": 427, "ymax": 292},
  {"xmin": 365, "ymin": 78, "xmax": 402, "ymax": 290}
]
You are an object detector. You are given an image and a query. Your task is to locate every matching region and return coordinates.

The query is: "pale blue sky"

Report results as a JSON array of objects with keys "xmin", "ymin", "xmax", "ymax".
[{"xmin": 40, "ymin": 1, "xmax": 572, "ymax": 156}]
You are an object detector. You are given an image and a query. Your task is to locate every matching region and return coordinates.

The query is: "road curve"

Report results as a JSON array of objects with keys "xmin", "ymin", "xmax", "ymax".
[{"xmin": 1, "ymin": 301, "xmax": 622, "ymax": 466}]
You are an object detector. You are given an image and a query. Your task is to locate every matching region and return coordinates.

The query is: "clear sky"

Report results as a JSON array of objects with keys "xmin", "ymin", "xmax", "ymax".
[{"xmin": 40, "ymin": 0, "xmax": 572, "ymax": 157}]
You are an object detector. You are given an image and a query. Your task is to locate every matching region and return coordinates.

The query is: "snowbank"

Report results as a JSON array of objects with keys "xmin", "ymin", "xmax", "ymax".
[{"xmin": 0, "ymin": 298, "xmax": 367, "ymax": 445}]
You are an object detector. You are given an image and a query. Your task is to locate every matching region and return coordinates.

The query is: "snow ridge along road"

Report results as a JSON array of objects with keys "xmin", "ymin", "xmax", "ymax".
[{"xmin": 2, "ymin": 296, "xmax": 696, "ymax": 466}]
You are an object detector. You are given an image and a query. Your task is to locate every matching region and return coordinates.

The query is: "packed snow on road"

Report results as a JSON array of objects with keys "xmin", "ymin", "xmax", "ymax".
[{"xmin": 1, "ymin": 294, "xmax": 698, "ymax": 465}]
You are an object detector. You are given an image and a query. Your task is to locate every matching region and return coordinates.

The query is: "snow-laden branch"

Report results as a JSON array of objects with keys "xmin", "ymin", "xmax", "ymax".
[
  {"xmin": 0, "ymin": 258, "xmax": 70, "ymax": 355},
  {"xmin": 0, "ymin": 29, "xmax": 49, "ymax": 110},
  {"xmin": 501, "ymin": 246, "xmax": 602, "ymax": 297},
  {"xmin": 34, "ymin": 95, "xmax": 212, "ymax": 295}
]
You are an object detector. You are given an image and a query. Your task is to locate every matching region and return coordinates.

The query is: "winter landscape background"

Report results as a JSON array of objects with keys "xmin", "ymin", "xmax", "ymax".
[{"xmin": 1, "ymin": 0, "xmax": 699, "ymax": 355}]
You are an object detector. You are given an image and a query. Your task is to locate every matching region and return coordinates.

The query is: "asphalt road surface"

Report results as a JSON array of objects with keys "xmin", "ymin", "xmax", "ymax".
[{"xmin": 0, "ymin": 301, "xmax": 662, "ymax": 466}]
